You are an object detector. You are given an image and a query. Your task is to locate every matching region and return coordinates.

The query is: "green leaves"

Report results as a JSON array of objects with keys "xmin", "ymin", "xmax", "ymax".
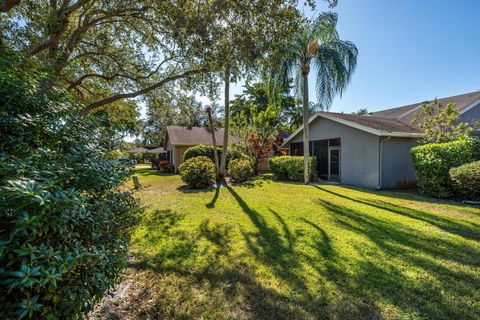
[
  {"xmin": 179, "ymin": 156, "xmax": 216, "ymax": 189},
  {"xmin": 269, "ymin": 156, "xmax": 316, "ymax": 181},
  {"xmin": 411, "ymin": 138, "xmax": 480, "ymax": 197},
  {"xmin": 412, "ymin": 100, "xmax": 477, "ymax": 144},
  {"xmin": 1, "ymin": 52, "xmax": 140, "ymax": 319},
  {"xmin": 18, "ymin": 295, "xmax": 43, "ymax": 319},
  {"xmin": 449, "ymin": 160, "xmax": 480, "ymax": 200}
]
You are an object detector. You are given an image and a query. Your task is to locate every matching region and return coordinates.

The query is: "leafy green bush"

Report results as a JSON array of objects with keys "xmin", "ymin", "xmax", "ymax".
[
  {"xmin": 411, "ymin": 138, "xmax": 480, "ymax": 197},
  {"xmin": 154, "ymin": 160, "xmax": 174, "ymax": 173},
  {"xmin": 268, "ymin": 156, "xmax": 316, "ymax": 181},
  {"xmin": 228, "ymin": 159, "xmax": 254, "ymax": 183},
  {"xmin": 129, "ymin": 152, "xmax": 144, "ymax": 163},
  {"xmin": 179, "ymin": 156, "xmax": 216, "ymax": 188},
  {"xmin": 449, "ymin": 161, "xmax": 480, "ymax": 200},
  {"xmin": 183, "ymin": 144, "xmax": 247, "ymax": 167},
  {"xmin": 106, "ymin": 150, "xmax": 129, "ymax": 160},
  {"xmin": 0, "ymin": 52, "xmax": 140, "ymax": 319},
  {"xmin": 184, "ymin": 144, "xmax": 222, "ymax": 163}
]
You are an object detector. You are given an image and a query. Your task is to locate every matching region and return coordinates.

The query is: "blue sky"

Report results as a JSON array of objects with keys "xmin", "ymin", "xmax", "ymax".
[{"xmin": 225, "ymin": 0, "xmax": 480, "ymax": 113}]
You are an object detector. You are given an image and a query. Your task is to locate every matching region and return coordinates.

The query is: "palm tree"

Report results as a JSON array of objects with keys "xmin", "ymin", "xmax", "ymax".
[{"xmin": 279, "ymin": 12, "xmax": 358, "ymax": 183}]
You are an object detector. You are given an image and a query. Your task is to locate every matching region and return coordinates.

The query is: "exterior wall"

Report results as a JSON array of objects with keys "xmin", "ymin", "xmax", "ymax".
[
  {"xmin": 176, "ymin": 145, "xmax": 194, "ymax": 168},
  {"xmin": 166, "ymin": 140, "xmax": 175, "ymax": 167},
  {"xmin": 460, "ymin": 102, "xmax": 480, "ymax": 125},
  {"xmin": 461, "ymin": 103, "xmax": 480, "ymax": 137},
  {"xmin": 380, "ymin": 138, "xmax": 418, "ymax": 189},
  {"xmin": 288, "ymin": 117, "xmax": 381, "ymax": 188},
  {"xmin": 169, "ymin": 144, "xmax": 195, "ymax": 172}
]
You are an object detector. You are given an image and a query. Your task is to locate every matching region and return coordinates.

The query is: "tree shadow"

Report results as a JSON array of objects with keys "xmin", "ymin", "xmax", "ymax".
[
  {"xmin": 224, "ymin": 186, "xmax": 384, "ymax": 318},
  {"xmin": 312, "ymin": 185, "xmax": 480, "ymax": 241},
  {"xmin": 314, "ymin": 198, "xmax": 480, "ymax": 319},
  {"xmin": 133, "ymin": 169, "xmax": 176, "ymax": 176},
  {"xmin": 124, "ymin": 185, "xmax": 480, "ymax": 319},
  {"xmin": 206, "ymin": 182, "xmax": 221, "ymax": 208},
  {"xmin": 177, "ymin": 185, "xmax": 215, "ymax": 193}
]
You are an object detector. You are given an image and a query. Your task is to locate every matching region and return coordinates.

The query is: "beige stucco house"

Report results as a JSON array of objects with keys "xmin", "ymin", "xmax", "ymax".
[{"xmin": 165, "ymin": 126, "xmax": 238, "ymax": 171}]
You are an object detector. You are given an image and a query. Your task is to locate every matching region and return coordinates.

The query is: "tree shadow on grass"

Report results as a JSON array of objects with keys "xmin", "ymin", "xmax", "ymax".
[
  {"xmin": 206, "ymin": 182, "xmax": 221, "ymax": 208},
  {"xmin": 312, "ymin": 185, "xmax": 480, "ymax": 241},
  {"xmin": 314, "ymin": 198, "xmax": 480, "ymax": 319},
  {"xmin": 133, "ymin": 169, "xmax": 176, "ymax": 177},
  {"xmin": 177, "ymin": 185, "xmax": 215, "ymax": 194},
  {"xmin": 126, "ymin": 187, "xmax": 480, "ymax": 320},
  {"xmin": 225, "ymin": 186, "xmax": 384, "ymax": 319}
]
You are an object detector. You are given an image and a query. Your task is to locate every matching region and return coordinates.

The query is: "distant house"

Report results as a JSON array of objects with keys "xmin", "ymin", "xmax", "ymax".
[
  {"xmin": 165, "ymin": 126, "xmax": 238, "ymax": 171},
  {"xmin": 282, "ymin": 91, "xmax": 480, "ymax": 189}
]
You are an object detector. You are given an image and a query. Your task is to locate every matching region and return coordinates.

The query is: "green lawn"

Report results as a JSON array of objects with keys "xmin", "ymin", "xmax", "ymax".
[{"xmin": 122, "ymin": 169, "xmax": 480, "ymax": 320}]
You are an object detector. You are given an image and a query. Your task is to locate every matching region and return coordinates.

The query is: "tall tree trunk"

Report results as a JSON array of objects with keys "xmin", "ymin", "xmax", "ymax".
[
  {"xmin": 302, "ymin": 71, "xmax": 310, "ymax": 184},
  {"xmin": 219, "ymin": 67, "xmax": 230, "ymax": 178},
  {"xmin": 206, "ymin": 106, "xmax": 220, "ymax": 179}
]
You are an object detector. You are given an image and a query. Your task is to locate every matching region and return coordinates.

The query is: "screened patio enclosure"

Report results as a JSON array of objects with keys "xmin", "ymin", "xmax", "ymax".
[{"xmin": 290, "ymin": 138, "xmax": 341, "ymax": 181}]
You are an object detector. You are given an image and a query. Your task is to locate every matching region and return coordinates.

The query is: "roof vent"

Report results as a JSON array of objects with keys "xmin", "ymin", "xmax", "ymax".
[{"xmin": 187, "ymin": 125, "xmax": 192, "ymax": 130}]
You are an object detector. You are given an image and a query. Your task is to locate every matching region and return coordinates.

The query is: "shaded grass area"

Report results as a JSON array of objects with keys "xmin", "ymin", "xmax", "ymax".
[{"xmin": 123, "ymin": 169, "xmax": 480, "ymax": 319}]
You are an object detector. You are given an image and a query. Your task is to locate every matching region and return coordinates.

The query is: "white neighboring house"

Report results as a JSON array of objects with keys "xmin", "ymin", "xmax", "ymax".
[{"xmin": 282, "ymin": 91, "xmax": 480, "ymax": 189}]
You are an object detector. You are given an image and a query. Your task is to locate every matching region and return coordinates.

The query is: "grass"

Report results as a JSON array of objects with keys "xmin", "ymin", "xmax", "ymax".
[{"xmin": 122, "ymin": 168, "xmax": 480, "ymax": 320}]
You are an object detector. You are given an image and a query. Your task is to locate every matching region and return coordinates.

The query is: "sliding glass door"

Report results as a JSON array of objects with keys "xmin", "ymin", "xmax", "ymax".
[{"xmin": 328, "ymin": 147, "xmax": 340, "ymax": 181}]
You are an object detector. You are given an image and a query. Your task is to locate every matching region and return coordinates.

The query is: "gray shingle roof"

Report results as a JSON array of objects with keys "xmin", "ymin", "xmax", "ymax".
[
  {"xmin": 371, "ymin": 91, "xmax": 480, "ymax": 125},
  {"xmin": 283, "ymin": 91, "xmax": 480, "ymax": 146},
  {"xmin": 166, "ymin": 126, "xmax": 239, "ymax": 146},
  {"xmin": 325, "ymin": 112, "xmax": 422, "ymax": 133}
]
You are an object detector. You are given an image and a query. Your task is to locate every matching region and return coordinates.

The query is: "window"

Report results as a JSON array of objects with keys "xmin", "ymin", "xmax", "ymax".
[
  {"xmin": 290, "ymin": 142, "xmax": 313, "ymax": 156},
  {"xmin": 312, "ymin": 138, "xmax": 341, "ymax": 180}
]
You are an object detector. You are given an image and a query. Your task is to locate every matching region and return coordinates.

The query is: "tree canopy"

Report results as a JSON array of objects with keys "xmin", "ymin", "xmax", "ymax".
[{"xmin": 1, "ymin": 0, "xmax": 305, "ymax": 115}]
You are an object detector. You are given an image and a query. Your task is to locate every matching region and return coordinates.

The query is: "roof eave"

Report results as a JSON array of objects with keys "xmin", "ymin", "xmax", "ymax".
[{"xmin": 281, "ymin": 112, "xmax": 422, "ymax": 146}]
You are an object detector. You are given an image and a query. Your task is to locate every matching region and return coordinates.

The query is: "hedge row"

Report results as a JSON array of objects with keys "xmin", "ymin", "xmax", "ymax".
[
  {"xmin": 268, "ymin": 156, "xmax": 316, "ymax": 181},
  {"xmin": 411, "ymin": 138, "xmax": 480, "ymax": 198}
]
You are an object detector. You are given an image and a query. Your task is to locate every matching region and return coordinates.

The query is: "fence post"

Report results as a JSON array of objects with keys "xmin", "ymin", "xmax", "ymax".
[{"xmin": 132, "ymin": 176, "xmax": 141, "ymax": 189}]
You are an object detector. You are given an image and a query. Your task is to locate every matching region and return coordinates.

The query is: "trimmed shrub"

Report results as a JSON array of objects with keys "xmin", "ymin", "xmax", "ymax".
[
  {"xmin": 268, "ymin": 156, "xmax": 316, "ymax": 181},
  {"xmin": 155, "ymin": 160, "xmax": 174, "ymax": 173},
  {"xmin": 184, "ymin": 144, "xmax": 222, "ymax": 163},
  {"xmin": 0, "ymin": 52, "xmax": 140, "ymax": 319},
  {"xmin": 183, "ymin": 144, "xmax": 247, "ymax": 167},
  {"xmin": 411, "ymin": 138, "xmax": 480, "ymax": 197},
  {"xmin": 450, "ymin": 161, "xmax": 480, "ymax": 200},
  {"xmin": 179, "ymin": 156, "xmax": 216, "ymax": 188},
  {"xmin": 228, "ymin": 159, "xmax": 254, "ymax": 183}
]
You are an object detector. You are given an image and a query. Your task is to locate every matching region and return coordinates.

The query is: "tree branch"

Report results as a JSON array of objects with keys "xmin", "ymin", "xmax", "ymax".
[
  {"xmin": 0, "ymin": 0, "xmax": 20, "ymax": 12},
  {"xmin": 79, "ymin": 68, "xmax": 206, "ymax": 116}
]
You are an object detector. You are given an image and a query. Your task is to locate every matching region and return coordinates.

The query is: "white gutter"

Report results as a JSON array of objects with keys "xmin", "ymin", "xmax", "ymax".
[
  {"xmin": 377, "ymin": 136, "xmax": 392, "ymax": 189},
  {"xmin": 460, "ymin": 98, "xmax": 480, "ymax": 114}
]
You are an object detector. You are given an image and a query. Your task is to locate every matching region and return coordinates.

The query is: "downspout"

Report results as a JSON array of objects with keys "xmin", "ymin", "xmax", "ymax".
[{"xmin": 377, "ymin": 136, "xmax": 391, "ymax": 189}]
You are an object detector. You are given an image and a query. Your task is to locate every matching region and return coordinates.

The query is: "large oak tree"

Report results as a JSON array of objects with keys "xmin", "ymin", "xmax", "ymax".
[{"xmin": 1, "ymin": 0, "xmax": 303, "ymax": 117}]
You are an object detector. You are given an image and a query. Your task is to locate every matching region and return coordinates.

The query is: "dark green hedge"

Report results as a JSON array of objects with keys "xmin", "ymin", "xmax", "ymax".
[
  {"xmin": 268, "ymin": 156, "xmax": 316, "ymax": 181},
  {"xmin": 0, "ymin": 52, "xmax": 140, "ymax": 319},
  {"xmin": 184, "ymin": 144, "xmax": 223, "ymax": 163},
  {"xmin": 411, "ymin": 138, "xmax": 480, "ymax": 197},
  {"xmin": 449, "ymin": 160, "xmax": 480, "ymax": 200}
]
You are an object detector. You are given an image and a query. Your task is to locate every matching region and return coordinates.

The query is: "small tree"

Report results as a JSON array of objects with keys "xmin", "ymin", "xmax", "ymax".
[
  {"xmin": 232, "ymin": 81, "xmax": 283, "ymax": 174},
  {"xmin": 412, "ymin": 99, "xmax": 477, "ymax": 144},
  {"xmin": 352, "ymin": 108, "xmax": 368, "ymax": 115}
]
